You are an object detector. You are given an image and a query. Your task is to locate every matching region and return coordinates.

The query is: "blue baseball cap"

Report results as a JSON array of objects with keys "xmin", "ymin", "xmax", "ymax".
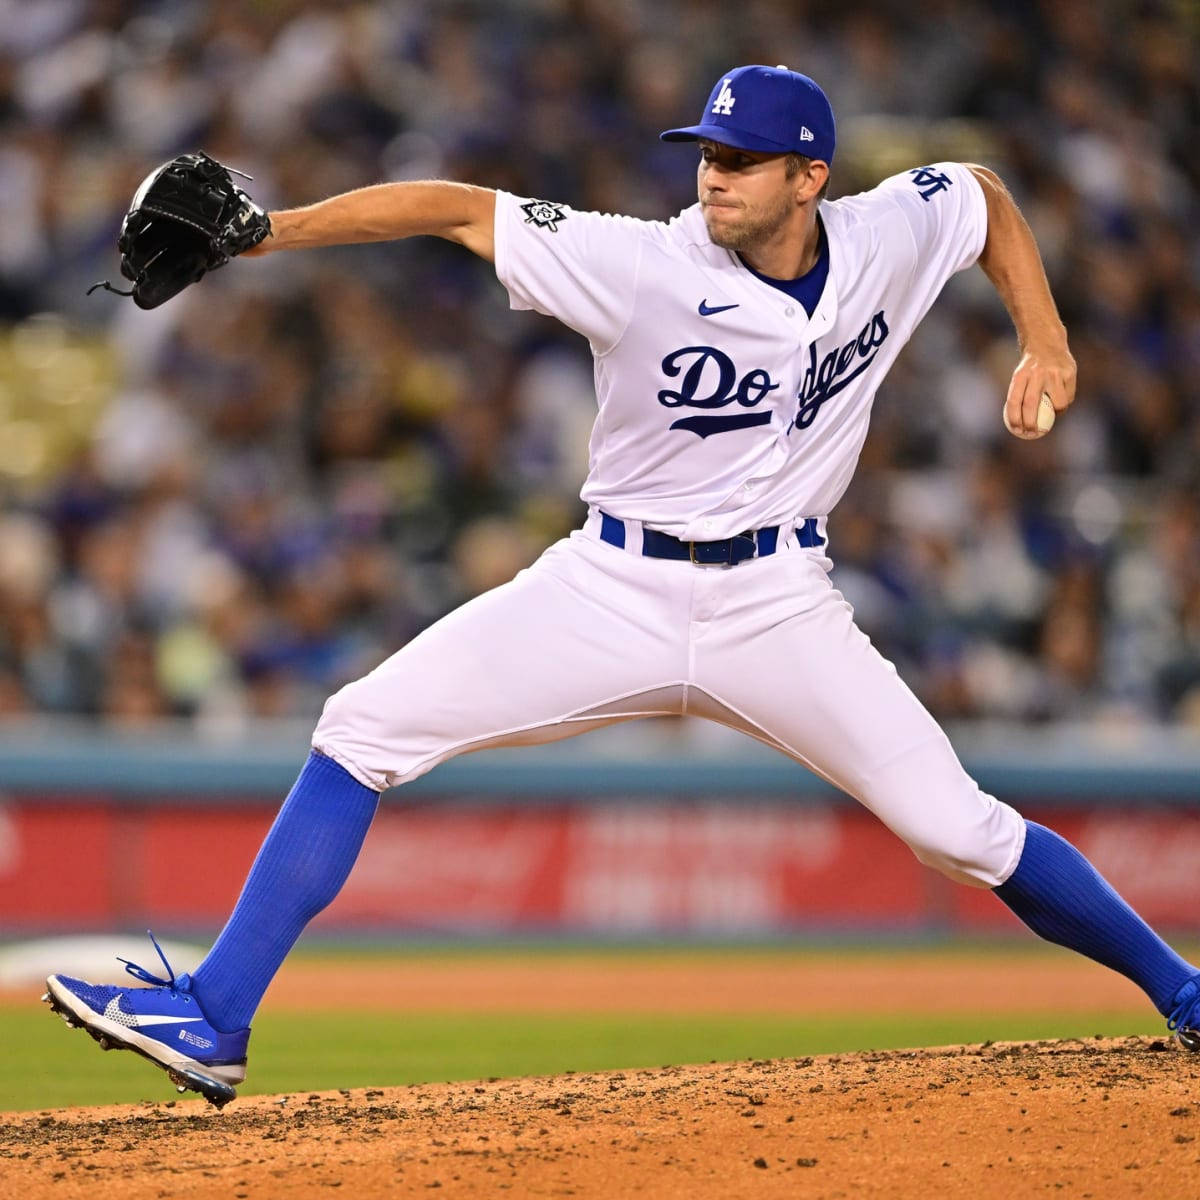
[{"xmin": 660, "ymin": 65, "xmax": 835, "ymax": 162}]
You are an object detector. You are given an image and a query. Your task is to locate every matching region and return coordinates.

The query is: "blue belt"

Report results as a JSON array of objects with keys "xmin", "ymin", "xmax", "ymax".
[{"xmin": 599, "ymin": 512, "xmax": 824, "ymax": 566}]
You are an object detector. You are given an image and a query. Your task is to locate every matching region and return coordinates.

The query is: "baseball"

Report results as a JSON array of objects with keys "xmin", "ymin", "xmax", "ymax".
[{"xmin": 1004, "ymin": 392, "xmax": 1056, "ymax": 438}]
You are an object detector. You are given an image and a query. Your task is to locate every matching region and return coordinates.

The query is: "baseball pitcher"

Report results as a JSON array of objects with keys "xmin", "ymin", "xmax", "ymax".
[{"xmin": 47, "ymin": 66, "xmax": 1200, "ymax": 1106}]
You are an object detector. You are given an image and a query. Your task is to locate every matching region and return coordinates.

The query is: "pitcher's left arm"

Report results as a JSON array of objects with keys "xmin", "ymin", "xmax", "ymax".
[{"xmin": 968, "ymin": 165, "xmax": 1076, "ymax": 439}]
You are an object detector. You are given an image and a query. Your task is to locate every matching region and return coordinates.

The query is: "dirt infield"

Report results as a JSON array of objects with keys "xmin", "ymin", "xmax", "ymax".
[
  {"xmin": 3, "ymin": 951, "xmax": 1194, "ymax": 1196},
  {"xmin": 4, "ymin": 1036, "xmax": 1200, "ymax": 1198}
]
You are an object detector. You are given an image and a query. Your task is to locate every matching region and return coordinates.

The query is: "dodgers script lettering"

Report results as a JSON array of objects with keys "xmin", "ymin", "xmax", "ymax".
[
  {"xmin": 791, "ymin": 310, "xmax": 889, "ymax": 433},
  {"xmin": 657, "ymin": 346, "xmax": 779, "ymax": 438}
]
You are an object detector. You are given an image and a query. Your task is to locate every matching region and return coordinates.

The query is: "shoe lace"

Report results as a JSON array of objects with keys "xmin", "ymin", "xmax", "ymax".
[
  {"xmin": 117, "ymin": 929, "xmax": 187, "ymax": 995},
  {"xmin": 1167, "ymin": 976, "xmax": 1200, "ymax": 1032}
]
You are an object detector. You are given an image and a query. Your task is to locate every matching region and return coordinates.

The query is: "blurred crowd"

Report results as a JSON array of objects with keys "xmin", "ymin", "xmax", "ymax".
[{"xmin": 0, "ymin": 0, "xmax": 1198, "ymax": 731}]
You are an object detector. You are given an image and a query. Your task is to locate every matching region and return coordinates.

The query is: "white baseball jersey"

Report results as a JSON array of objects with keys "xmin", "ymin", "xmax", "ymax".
[
  {"xmin": 493, "ymin": 162, "xmax": 986, "ymax": 542},
  {"xmin": 317, "ymin": 157, "xmax": 1024, "ymax": 892}
]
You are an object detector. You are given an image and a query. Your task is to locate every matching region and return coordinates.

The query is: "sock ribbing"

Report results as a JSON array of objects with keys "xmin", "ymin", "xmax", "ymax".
[
  {"xmin": 189, "ymin": 750, "xmax": 380, "ymax": 1031},
  {"xmin": 995, "ymin": 820, "xmax": 1196, "ymax": 1015}
]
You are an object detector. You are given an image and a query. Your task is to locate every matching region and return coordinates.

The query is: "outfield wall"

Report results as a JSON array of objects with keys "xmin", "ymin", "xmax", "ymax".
[{"xmin": 2, "ymin": 725, "xmax": 1199, "ymax": 938}]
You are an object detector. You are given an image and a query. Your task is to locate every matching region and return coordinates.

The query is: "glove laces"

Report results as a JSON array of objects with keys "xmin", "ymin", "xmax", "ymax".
[
  {"xmin": 87, "ymin": 246, "xmax": 170, "ymax": 300},
  {"xmin": 86, "ymin": 279, "xmax": 133, "ymax": 297}
]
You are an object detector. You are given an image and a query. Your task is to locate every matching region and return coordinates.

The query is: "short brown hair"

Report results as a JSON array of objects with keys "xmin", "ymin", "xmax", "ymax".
[{"xmin": 785, "ymin": 153, "xmax": 830, "ymax": 201}]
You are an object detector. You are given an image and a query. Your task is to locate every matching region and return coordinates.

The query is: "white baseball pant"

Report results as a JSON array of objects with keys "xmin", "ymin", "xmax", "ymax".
[{"xmin": 314, "ymin": 516, "xmax": 1025, "ymax": 888}]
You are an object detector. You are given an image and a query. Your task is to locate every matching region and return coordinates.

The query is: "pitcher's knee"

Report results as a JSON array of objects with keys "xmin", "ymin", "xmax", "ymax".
[
  {"xmin": 856, "ymin": 735, "xmax": 1025, "ymax": 888},
  {"xmin": 910, "ymin": 835, "xmax": 998, "ymax": 888},
  {"xmin": 311, "ymin": 678, "xmax": 392, "ymax": 792},
  {"xmin": 906, "ymin": 801, "xmax": 1025, "ymax": 889}
]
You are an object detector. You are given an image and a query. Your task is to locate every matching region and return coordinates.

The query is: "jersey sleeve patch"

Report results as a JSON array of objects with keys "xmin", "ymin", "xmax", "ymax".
[
  {"xmin": 495, "ymin": 191, "xmax": 643, "ymax": 353},
  {"xmin": 868, "ymin": 161, "xmax": 987, "ymax": 296},
  {"xmin": 521, "ymin": 200, "xmax": 568, "ymax": 231},
  {"xmin": 906, "ymin": 165, "xmax": 955, "ymax": 203}
]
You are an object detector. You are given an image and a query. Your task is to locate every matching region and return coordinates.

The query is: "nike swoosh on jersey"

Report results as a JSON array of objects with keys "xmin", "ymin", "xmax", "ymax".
[
  {"xmin": 698, "ymin": 300, "xmax": 740, "ymax": 316},
  {"xmin": 103, "ymin": 996, "xmax": 203, "ymax": 1026}
]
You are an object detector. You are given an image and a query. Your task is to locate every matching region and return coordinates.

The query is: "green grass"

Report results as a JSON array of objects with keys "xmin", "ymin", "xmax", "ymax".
[{"xmin": 1, "ymin": 1007, "xmax": 1158, "ymax": 1113}]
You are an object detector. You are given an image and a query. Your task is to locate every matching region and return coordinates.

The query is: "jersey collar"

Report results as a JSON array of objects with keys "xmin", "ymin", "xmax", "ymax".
[
  {"xmin": 681, "ymin": 203, "xmax": 841, "ymax": 339},
  {"xmin": 736, "ymin": 215, "xmax": 830, "ymax": 319},
  {"xmin": 804, "ymin": 206, "xmax": 839, "ymax": 339}
]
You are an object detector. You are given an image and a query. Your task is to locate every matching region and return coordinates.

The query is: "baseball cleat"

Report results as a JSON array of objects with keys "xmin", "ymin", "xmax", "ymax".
[
  {"xmin": 1176, "ymin": 1027, "xmax": 1200, "ymax": 1053},
  {"xmin": 42, "ymin": 932, "xmax": 248, "ymax": 1109},
  {"xmin": 1166, "ymin": 976, "xmax": 1200, "ymax": 1052}
]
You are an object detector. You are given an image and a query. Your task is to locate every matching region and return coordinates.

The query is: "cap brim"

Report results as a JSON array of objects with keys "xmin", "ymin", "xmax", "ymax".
[{"xmin": 659, "ymin": 123, "xmax": 796, "ymax": 153}]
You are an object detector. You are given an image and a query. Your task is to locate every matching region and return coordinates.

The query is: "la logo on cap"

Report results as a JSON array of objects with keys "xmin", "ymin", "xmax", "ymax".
[{"xmin": 712, "ymin": 79, "xmax": 735, "ymax": 116}]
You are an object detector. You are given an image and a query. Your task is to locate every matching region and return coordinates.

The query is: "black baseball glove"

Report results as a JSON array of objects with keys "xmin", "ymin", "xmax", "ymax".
[{"xmin": 89, "ymin": 152, "xmax": 271, "ymax": 309}]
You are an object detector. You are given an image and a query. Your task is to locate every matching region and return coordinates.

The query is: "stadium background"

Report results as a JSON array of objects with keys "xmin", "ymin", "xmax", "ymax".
[{"xmin": 2, "ymin": 0, "xmax": 1200, "ymax": 1111}]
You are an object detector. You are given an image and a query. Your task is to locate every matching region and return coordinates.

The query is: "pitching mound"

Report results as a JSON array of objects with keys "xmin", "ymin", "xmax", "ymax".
[{"xmin": 3, "ymin": 1036, "xmax": 1198, "ymax": 1198}]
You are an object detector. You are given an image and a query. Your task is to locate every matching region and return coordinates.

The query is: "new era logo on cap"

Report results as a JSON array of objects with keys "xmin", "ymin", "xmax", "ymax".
[{"xmin": 660, "ymin": 64, "xmax": 836, "ymax": 162}]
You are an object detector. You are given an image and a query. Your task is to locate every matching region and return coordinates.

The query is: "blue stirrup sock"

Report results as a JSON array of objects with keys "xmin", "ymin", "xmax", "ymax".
[
  {"xmin": 995, "ymin": 820, "xmax": 1197, "ymax": 1016},
  {"xmin": 189, "ymin": 750, "xmax": 380, "ymax": 1032}
]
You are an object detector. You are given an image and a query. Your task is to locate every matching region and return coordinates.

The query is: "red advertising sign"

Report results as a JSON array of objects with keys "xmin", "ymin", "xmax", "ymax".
[{"xmin": 2, "ymin": 797, "xmax": 1199, "ymax": 936}]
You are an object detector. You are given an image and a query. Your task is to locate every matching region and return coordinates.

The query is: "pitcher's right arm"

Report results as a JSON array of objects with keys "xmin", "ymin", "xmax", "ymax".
[{"xmin": 249, "ymin": 182, "xmax": 497, "ymax": 263}]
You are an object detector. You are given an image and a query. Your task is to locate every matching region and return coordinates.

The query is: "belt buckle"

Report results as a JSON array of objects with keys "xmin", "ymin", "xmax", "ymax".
[
  {"xmin": 688, "ymin": 537, "xmax": 745, "ymax": 567},
  {"xmin": 688, "ymin": 540, "xmax": 729, "ymax": 567}
]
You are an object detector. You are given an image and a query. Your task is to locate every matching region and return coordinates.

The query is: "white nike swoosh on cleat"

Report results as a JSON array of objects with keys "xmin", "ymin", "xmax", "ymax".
[{"xmin": 102, "ymin": 996, "xmax": 203, "ymax": 1027}]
